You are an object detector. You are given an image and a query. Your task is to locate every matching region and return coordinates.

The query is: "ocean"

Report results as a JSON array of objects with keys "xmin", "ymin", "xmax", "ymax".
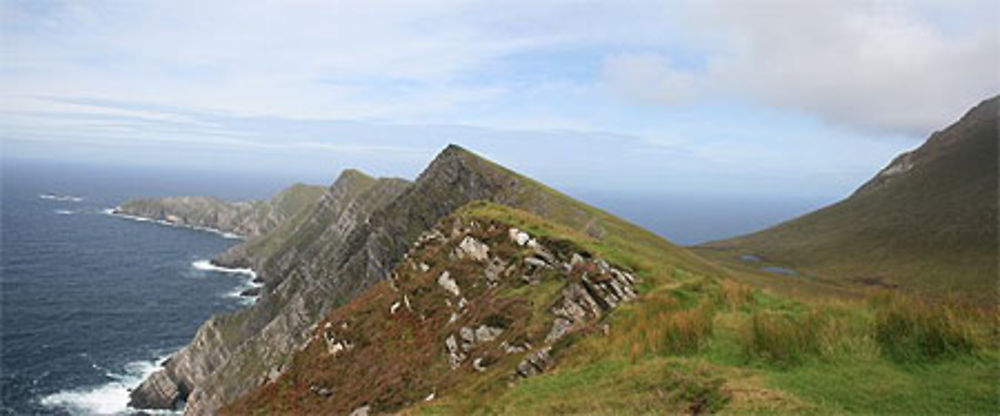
[
  {"xmin": 0, "ymin": 160, "xmax": 293, "ymax": 416},
  {"xmin": 0, "ymin": 159, "xmax": 830, "ymax": 415}
]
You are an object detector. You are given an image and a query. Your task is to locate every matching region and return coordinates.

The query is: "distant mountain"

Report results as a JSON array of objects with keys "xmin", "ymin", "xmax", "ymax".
[
  {"xmin": 114, "ymin": 183, "xmax": 326, "ymax": 238},
  {"xmin": 126, "ymin": 145, "xmax": 717, "ymax": 415},
  {"xmin": 701, "ymin": 96, "xmax": 999, "ymax": 298}
]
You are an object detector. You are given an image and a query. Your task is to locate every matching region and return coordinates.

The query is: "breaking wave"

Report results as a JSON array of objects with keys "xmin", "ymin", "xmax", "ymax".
[
  {"xmin": 39, "ymin": 356, "xmax": 180, "ymax": 416},
  {"xmin": 191, "ymin": 260, "xmax": 262, "ymax": 305}
]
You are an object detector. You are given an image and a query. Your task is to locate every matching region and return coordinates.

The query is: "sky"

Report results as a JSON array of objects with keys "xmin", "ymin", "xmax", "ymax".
[{"xmin": 2, "ymin": 0, "xmax": 998, "ymax": 198}]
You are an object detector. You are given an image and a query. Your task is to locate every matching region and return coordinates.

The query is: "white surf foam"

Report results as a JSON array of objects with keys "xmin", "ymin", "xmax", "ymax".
[
  {"xmin": 191, "ymin": 260, "xmax": 262, "ymax": 305},
  {"xmin": 55, "ymin": 209, "xmax": 75, "ymax": 215},
  {"xmin": 191, "ymin": 259, "xmax": 255, "ymax": 277},
  {"xmin": 40, "ymin": 193, "xmax": 83, "ymax": 202},
  {"xmin": 104, "ymin": 208, "xmax": 244, "ymax": 240},
  {"xmin": 39, "ymin": 355, "xmax": 181, "ymax": 416}
]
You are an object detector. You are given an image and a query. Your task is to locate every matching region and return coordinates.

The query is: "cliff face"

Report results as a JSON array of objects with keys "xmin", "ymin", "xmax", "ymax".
[
  {"xmin": 115, "ymin": 183, "xmax": 325, "ymax": 238},
  {"xmin": 129, "ymin": 145, "xmax": 631, "ymax": 415},
  {"xmin": 701, "ymin": 96, "xmax": 999, "ymax": 297}
]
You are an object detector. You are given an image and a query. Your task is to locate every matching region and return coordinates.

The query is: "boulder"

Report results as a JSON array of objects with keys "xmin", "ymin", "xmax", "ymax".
[
  {"xmin": 437, "ymin": 271, "xmax": 461, "ymax": 297},
  {"xmin": 474, "ymin": 325, "xmax": 503, "ymax": 343},
  {"xmin": 508, "ymin": 228, "xmax": 530, "ymax": 245},
  {"xmin": 456, "ymin": 236, "xmax": 490, "ymax": 262}
]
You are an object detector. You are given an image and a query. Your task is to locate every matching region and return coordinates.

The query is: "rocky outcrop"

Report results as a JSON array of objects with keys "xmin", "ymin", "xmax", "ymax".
[
  {"xmin": 218, "ymin": 205, "xmax": 639, "ymax": 415},
  {"xmin": 114, "ymin": 183, "xmax": 324, "ymax": 238},
  {"xmin": 128, "ymin": 369, "xmax": 182, "ymax": 410},
  {"xmin": 131, "ymin": 145, "xmax": 618, "ymax": 415}
]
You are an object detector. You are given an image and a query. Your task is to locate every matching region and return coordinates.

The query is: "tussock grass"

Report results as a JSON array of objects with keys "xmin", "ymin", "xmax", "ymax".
[
  {"xmin": 742, "ymin": 310, "xmax": 823, "ymax": 366},
  {"xmin": 871, "ymin": 293, "xmax": 978, "ymax": 362},
  {"xmin": 740, "ymin": 306, "xmax": 852, "ymax": 366},
  {"xmin": 620, "ymin": 296, "xmax": 716, "ymax": 358},
  {"xmin": 713, "ymin": 279, "xmax": 755, "ymax": 311}
]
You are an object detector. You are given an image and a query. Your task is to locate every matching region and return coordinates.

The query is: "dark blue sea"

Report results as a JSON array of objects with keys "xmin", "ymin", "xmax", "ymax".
[
  {"xmin": 0, "ymin": 160, "xmax": 299, "ymax": 416},
  {"xmin": 0, "ymin": 158, "xmax": 830, "ymax": 415}
]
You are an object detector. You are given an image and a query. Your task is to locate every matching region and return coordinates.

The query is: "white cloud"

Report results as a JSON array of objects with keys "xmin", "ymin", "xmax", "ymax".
[
  {"xmin": 601, "ymin": 53, "xmax": 700, "ymax": 104},
  {"xmin": 1, "ymin": 0, "xmax": 995, "ymax": 197},
  {"xmin": 600, "ymin": 1, "xmax": 999, "ymax": 134}
]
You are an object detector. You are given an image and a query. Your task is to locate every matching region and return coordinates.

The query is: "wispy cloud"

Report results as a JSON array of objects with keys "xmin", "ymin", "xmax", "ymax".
[{"xmin": 1, "ymin": 0, "xmax": 994, "ymax": 195}]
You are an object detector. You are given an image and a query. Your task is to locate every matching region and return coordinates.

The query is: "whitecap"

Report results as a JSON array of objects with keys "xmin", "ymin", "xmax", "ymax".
[
  {"xmin": 191, "ymin": 260, "xmax": 255, "ymax": 277},
  {"xmin": 39, "ymin": 355, "xmax": 181, "ymax": 416},
  {"xmin": 39, "ymin": 193, "xmax": 83, "ymax": 202},
  {"xmin": 55, "ymin": 209, "xmax": 74, "ymax": 215},
  {"xmin": 191, "ymin": 260, "xmax": 262, "ymax": 305}
]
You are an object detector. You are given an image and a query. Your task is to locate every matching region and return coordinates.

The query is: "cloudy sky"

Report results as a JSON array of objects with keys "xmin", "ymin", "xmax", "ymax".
[{"xmin": 3, "ymin": 0, "xmax": 997, "ymax": 197}]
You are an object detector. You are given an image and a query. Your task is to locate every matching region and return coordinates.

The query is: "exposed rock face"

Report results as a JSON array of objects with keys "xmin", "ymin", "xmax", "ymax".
[
  {"xmin": 128, "ymin": 369, "xmax": 182, "ymax": 410},
  {"xmin": 114, "ymin": 183, "xmax": 324, "ymax": 238},
  {"xmin": 218, "ymin": 206, "xmax": 639, "ymax": 415},
  {"xmin": 132, "ymin": 145, "xmax": 614, "ymax": 415}
]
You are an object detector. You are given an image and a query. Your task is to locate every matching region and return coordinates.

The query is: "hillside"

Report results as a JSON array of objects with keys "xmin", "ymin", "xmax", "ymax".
[
  {"xmin": 224, "ymin": 202, "xmax": 999, "ymax": 415},
  {"xmin": 118, "ymin": 144, "xmax": 998, "ymax": 415},
  {"xmin": 699, "ymin": 96, "xmax": 999, "ymax": 299},
  {"xmin": 127, "ymin": 145, "xmax": 721, "ymax": 415},
  {"xmin": 114, "ymin": 183, "xmax": 326, "ymax": 238}
]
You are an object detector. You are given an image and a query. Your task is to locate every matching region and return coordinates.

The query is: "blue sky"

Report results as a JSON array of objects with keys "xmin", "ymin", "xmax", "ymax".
[{"xmin": 2, "ymin": 0, "xmax": 997, "ymax": 198}]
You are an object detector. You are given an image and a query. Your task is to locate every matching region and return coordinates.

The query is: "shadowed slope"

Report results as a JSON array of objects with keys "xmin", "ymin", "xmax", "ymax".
[{"xmin": 700, "ymin": 96, "xmax": 999, "ymax": 299}]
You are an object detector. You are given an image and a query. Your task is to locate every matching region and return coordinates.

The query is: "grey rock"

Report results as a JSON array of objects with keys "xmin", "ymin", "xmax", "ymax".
[
  {"xmin": 456, "ymin": 236, "xmax": 490, "ymax": 262},
  {"xmin": 445, "ymin": 334, "xmax": 466, "ymax": 368},
  {"xmin": 349, "ymin": 405, "xmax": 370, "ymax": 416},
  {"xmin": 524, "ymin": 257, "xmax": 549, "ymax": 268},
  {"xmin": 127, "ymin": 369, "xmax": 180, "ymax": 410},
  {"xmin": 544, "ymin": 317, "xmax": 574, "ymax": 344},
  {"xmin": 527, "ymin": 239, "xmax": 556, "ymax": 264},
  {"xmin": 501, "ymin": 341, "xmax": 529, "ymax": 354},
  {"xmin": 459, "ymin": 326, "xmax": 476, "ymax": 351},
  {"xmin": 310, "ymin": 385, "xmax": 332, "ymax": 397},
  {"xmin": 515, "ymin": 347, "xmax": 553, "ymax": 378},
  {"xmin": 437, "ymin": 271, "xmax": 461, "ymax": 297},
  {"xmin": 508, "ymin": 228, "xmax": 530, "ymax": 245},
  {"xmin": 483, "ymin": 257, "xmax": 507, "ymax": 285},
  {"xmin": 474, "ymin": 325, "xmax": 503, "ymax": 343}
]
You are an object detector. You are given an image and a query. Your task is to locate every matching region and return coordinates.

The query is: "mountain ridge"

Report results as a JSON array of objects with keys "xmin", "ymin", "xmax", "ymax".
[{"xmin": 127, "ymin": 144, "xmax": 719, "ymax": 415}]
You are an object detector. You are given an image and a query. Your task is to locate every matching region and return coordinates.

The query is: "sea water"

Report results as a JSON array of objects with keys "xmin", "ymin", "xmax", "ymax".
[{"xmin": 0, "ymin": 160, "xmax": 291, "ymax": 416}]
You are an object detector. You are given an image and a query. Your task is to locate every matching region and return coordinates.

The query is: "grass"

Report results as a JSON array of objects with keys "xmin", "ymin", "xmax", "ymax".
[
  {"xmin": 871, "ymin": 293, "xmax": 980, "ymax": 362},
  {"xmin": 697, "ymin": 97, "xmax": 998, "ymax": 301},
  {"xmin": 220, "ymin": 199, "xmax": 999, "ymax": 415},
  {"xmin": 420, "ymin": 202, "xmax": 999, "ymax": 415}
]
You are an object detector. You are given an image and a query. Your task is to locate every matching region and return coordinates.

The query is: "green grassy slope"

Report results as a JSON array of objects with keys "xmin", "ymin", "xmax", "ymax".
[
  {"xmin": 699, "ymin": 96, "xmax": 999, "ymax": 300},
  {"xmin": 222, "ymin": 202, "xmax": 999, "ymax": 415}
]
